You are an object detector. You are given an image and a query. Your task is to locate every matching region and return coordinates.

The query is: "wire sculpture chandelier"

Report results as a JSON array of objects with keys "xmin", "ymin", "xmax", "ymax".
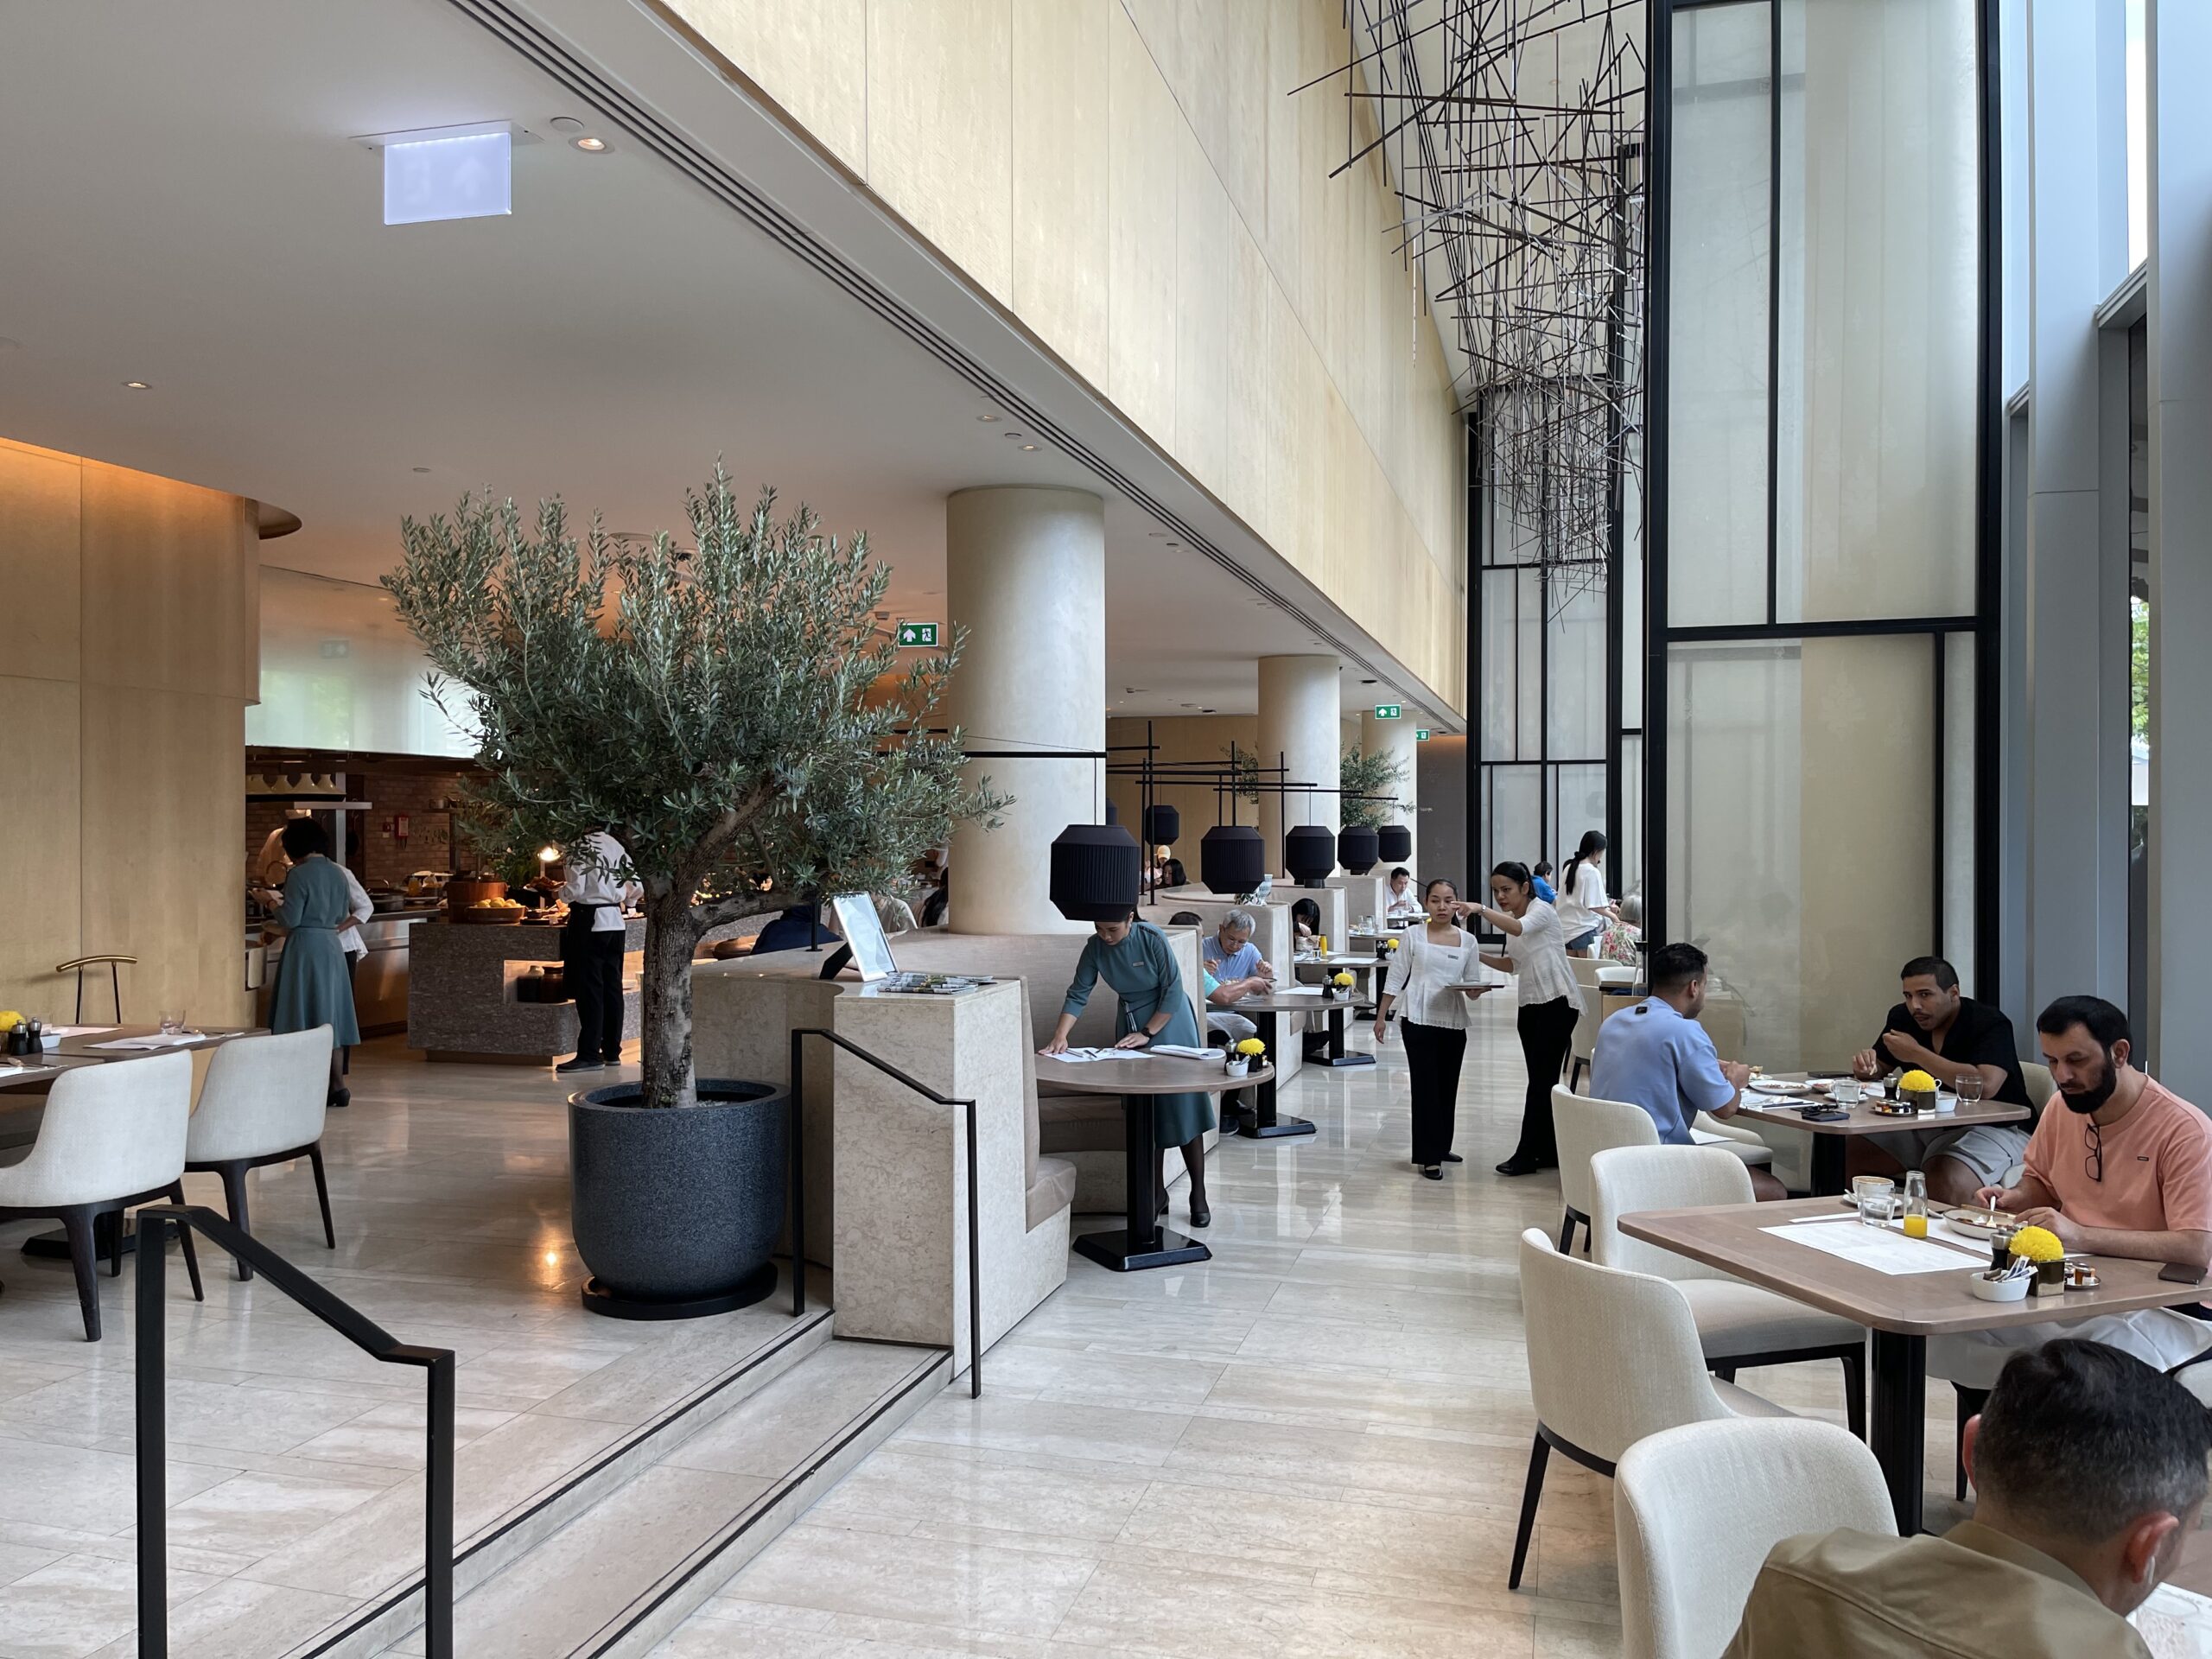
[{"xmin": 1311, "ymin": 0, "xmax": 1646, "ymax": 611}]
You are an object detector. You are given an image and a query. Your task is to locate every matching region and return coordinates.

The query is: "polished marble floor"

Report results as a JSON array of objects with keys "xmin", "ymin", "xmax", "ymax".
[
  {"xmin": 655, "ymin": 995, "xmax": 1972, "ymax": 1659},
  {"xmin": 0, "ymin": 1005, "xmax": 1974, "ymax": 1659}
]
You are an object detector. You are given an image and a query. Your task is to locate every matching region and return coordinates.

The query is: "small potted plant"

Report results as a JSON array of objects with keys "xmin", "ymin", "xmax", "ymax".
[
  {"xmin": 2008, "ymin": 1224, "xmax": 2067, "ymax": 1297},
  {"xmin": 1227, "ymin": 1036, "xmax": 1265, "ymax": 1077}
]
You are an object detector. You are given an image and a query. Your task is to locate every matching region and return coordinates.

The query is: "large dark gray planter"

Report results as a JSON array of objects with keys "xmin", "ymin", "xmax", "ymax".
[{"xmin": 569, "ymin": 1077, "xmax": 788, "ymax": 1319}]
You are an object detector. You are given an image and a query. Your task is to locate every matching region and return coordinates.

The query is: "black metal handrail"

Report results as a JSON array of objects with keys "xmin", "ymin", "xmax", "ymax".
[
  {"xmin": 134, "ymin": 1206, "xmax": 454, "ymax": 1659},
  {"xmin": 789, "ymin": 1028, "xmax": 983, "ymax": 1397}
]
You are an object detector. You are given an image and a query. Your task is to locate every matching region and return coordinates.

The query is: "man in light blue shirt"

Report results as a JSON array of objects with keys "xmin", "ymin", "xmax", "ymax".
[
  {"xmin": 1592, "ymin": 942, "xmax": 1785, "ymax": 1199},
  {"xmin": 1199, "ymin": 910, "xmax": 1271, "ymax": 988}
]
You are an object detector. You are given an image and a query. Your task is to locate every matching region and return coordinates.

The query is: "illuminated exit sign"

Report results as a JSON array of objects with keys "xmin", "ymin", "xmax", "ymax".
[
  {"xmin": 896, "ymin": 621, "xmax": 939, "ymax": 647},
  {"xmin": 1372, "ymin": 703, "xmax": 1402, "ymax": 720}
]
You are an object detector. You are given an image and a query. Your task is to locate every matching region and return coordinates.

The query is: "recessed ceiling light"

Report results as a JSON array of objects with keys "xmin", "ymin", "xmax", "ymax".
[
  {"xmin": 1020, "ymin": 443, "xmax": 1039, "ymax": 452},
  {"xmin": 1201, "ymin": 707, "xmax": 1217, "ymax": 714},
  {"xmin": 1361, "ymin": 678, "xmax": 1377, "ymax": 685},
  {"xmin": 1147, "ymin": 530, "xmax": 1166, "ymax": 538},
  {"xmin": 977, "ymin": 413, "xmax": 1001, "ymax": 423},
  {"xmin": 123, "ymin": 380, "xmax": 151, "ymax": 390},
  {"xmin": 570, "ymin": 136, "xmax": 608, "ymax": 153},
  {"xmin": 1002, "ymin": 430, "xmax": 1024, "ymax": 439},
  {"xmin": 1164, "ymin": 540, "xmax": 1179, "ymax": 547},
  {"xmin": 549, "ymin": 116, "xmax": 586, "ymax": 134},
  {"xmin": 412, "ymin": 466, "xmax": 431, "ymax": 474}
]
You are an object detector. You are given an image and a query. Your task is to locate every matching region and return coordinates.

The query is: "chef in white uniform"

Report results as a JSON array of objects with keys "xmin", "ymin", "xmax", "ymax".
[{"xmin": 557, "ymin": 830, "xmax": 641, "ymax": 1074}]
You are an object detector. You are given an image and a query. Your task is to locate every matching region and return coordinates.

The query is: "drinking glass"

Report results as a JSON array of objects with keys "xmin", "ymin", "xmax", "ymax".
[
  {"xmin": 1834, "ymin": 1077, "xmax": 1864, "ymax": 1106},
  {"xmin": 158, "ymin": 1009, "xmax": 187, "ymax": 1036},
  {"xmin": 1852, "ymin": 1175, "xmax": 1898, "ymax": 1226},
  {"xmin": 1955, "ymin": 1071, "xmax": 1985, "ymax": 1104}
]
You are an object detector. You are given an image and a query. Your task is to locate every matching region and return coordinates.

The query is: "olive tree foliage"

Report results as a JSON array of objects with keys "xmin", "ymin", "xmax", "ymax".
[
  {"xmin": 1338, "ymin": 746, "xmax": 1408, "ymax": 830},
  {"xmin": 384, "ymin": 465, "xmax": 1003, "ymax": 1108}
]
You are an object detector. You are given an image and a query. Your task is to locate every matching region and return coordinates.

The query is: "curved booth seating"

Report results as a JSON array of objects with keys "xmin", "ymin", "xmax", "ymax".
[
  {"xmin": 186, "ymin": 1027, "xmax": 340, "ymax": 1281},
  {"xmin": 0, "ymin": 1050, "xmax": 204, "ymax": 1340},
  {"xmin": 1511, "ymin": 1226, "xmax": 1792, "ymax": 1589},
  {"xmin": 1615, "ymin": 1418, "xmax": 1895, "ymax": 1659}
]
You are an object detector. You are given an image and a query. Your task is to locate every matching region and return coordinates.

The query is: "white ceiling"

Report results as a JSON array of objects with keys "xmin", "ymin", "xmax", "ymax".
[{"xmin": 0, "ymin": 0, "xmax": 1450, "ymax": 724}]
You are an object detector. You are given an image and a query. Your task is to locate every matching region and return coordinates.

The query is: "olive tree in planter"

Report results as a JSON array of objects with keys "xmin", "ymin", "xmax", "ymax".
[
  {"xmin": 385, "ymin": 465, "xmax": 1000, "ymax": 1313},
  {"xmin": 1337, "ymin": 747, "xmax": 1407, "ymax": 874}
]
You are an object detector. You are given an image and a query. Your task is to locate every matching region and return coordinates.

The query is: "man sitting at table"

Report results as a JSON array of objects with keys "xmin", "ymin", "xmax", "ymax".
[
  {"xmin": 1929, "ymin": 995, "xmax": 2212, "ymax": 1392},
  {"xmin": 1726, "ymin": 1338, "xmax": 2209, "ymax": 1656},
  {"xmin": 1592, "ymin": 943, "xmax": 1787, "ymax": 1200},
  {"xmin": 1848, "ymin": 955, "xmax": 2037, "ymax": 1207},
  {"xmin": 1199, "ymin": 909, "xmax": 1274, "ymax": 990}
]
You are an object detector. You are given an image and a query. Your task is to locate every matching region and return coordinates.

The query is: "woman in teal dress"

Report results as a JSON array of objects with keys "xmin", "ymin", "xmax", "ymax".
[
  {"xmin": 1041, "ymin": 911, "xmax": 1214, "ymax": 1228},
  {"xmin": 255, "ymin": 818, "xmax": 360, "ymax": 1106}
]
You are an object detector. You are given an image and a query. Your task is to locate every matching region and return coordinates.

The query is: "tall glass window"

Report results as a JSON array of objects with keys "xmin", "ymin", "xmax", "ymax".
[{"xmin": 1652, "ymin": 0, "xmax": 1986, "ymax": 1069}]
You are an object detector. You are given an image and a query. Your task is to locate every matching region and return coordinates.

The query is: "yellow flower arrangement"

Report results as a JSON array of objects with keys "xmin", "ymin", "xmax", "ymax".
[
  {"xmin": 2007, "ymin": 1224, "xmax": 2065, "ymax": 1265},
  {"xmin": 1332, "ymin": 971, "xmax": 1355, "ymax": 988},
  {"xmin": 1898, "ymin": 1069, "xmax": 1938, "ymax": 1094},
  {"xmin": 1384, "ymin": 938, "xmax": 1401, "ymax": 952},
  {"xmin": 0, "ymin": 1011, "xmax": 19, "ymax": 1033},
  {"xmin": 1234, "ymin": 1038, "xmax": 1265, "ymax": 1058}
]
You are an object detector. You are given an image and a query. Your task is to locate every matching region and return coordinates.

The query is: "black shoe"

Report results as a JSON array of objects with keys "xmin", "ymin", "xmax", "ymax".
[
  {"xmin": 327, "ymin": 1088, "xmax": 351, "ymax": 1109},
  {"xmin": 1495, "ymin": 1153, "xmax": 1545, "ymax": 1177},
  {"xmin": 1421, "ymin": 1165, "xmax": 1444, "ymax": 1181},
  {"xmin": 555, "ymin": 1058, "xmax": 603, "ymax": 1075},
  {"xmin": 1442, "ymin": 1154, "xmax": 1464, "ymax": 1163},
  {"xmin": 1190, "ymin": 1204, "xmax": 1211, "ymax": 1228}
]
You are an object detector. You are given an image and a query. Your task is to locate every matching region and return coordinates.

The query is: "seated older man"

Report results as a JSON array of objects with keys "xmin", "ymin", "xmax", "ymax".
[
  {"xmin": 1728, "ymin": 1338, "xmax": 2209, "ymax": 1656},
  {"xmin": 1592, "ymin": 942, "xmax": 1786, "ymax": 1200},
  {"xmin": 1932, "ymin": 995, "xmax": 2212, "ymax": 1392}
]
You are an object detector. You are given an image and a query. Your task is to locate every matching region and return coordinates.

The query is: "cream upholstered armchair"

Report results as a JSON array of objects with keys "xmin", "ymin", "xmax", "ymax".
[
  {"xmin": 186, "ymin": 1027, "xmax": 339, "ymax": 1280},
  {"xmin": 0, "ymin": 1050, "xmax": 203, "ymax": 1340},
  {"xmin": 1512, "ymin": 1227, "xmax": 1792, "ymax": 1590},
  {"xmin": 1591, "ymin": 1145, "xmax": 1866, "ymax": 1433},
  {"xmin": 1551, "ymin": 1084, "xmax": 1658, "ymax": 1255},
  {"xmin": 1615, "ymin": 1418, "xmax": 1895, "ymax": 1659}
]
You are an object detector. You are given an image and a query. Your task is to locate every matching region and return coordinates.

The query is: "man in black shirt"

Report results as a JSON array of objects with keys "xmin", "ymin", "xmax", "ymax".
[{"xmin": 1847, "ymin": 956, "xmax": 2037, "ymax": 1205}]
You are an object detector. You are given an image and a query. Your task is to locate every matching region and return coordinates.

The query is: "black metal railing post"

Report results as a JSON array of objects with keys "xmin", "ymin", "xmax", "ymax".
[
  {"xmin": 788, "ymin": 1028, "xmax": 807, "ymax": 1318},
  {"xmin": 135, "ymin": 1212, "xmax": 168, "ymax": 1659},
  {"xmin": 133, "ymin": 1206, "xmax": 454, "ymax": 1659},
  {"xmin": 791, "ymin": 1028, "xmax": 984, "ymax": 1396}
]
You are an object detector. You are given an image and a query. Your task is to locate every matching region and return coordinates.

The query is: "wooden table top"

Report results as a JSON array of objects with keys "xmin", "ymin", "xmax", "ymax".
[
  {"xmin": 1731, "ymin": 1084, "xmax": 2028, "ymax": 1139},
  {"xmin": 1230, "ymin": 990, "xmax": 1362, "ymax": 1013},
  {"xmin": 1034, "ymin": 1053, "xmax": 1275, "ymax": 1097},
  {"xmin": 1619, "ymin": 1196, "xmax": 2210, "ymax": 1338},
  {"xmin": 1298, "ymin": 953, "xmax": 1384, "ymax": 971},
  {"xmin": 49, "ymin": 1025, "xmax": 257, "ymax": 1058}
]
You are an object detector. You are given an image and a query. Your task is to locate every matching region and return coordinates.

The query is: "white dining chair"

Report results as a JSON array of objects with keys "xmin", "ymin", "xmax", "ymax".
[
  {"xmin": 1552, "ymin": 1085, "xmax": 1656, "ymax": 1255},
  {"xmin": 1615, "ymin": 1418, "xmax": 1896, "ymax": 1659},
  {"xmin": 1511, "ymin": 1227, "xmax": 1792, "ymax": 1589},
  {"xmin": 2021, "ymin": 1059, "xmax": 2055, "ymax": 1112},
  {"xmin": 1589, "ymin": 1144, "xmax": 1866, "ymax": 1433},
  {"xmin": 0, "ymin": 1050, "xmax": 204, "ymax": 1340},
  {"xmin": 186, "ymin": 1027, "xmax": 338, "ymax": 1281}
]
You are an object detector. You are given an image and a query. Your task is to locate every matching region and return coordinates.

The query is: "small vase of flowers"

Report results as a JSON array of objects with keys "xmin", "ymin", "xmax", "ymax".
[
  {"xmin": 2010, "ymin": 1224, "xmax": 2067, "ymax": 1296},
  {"xmin": 1227, "ymin": 1036, "xmax": 1264, "ymax": 1078}
]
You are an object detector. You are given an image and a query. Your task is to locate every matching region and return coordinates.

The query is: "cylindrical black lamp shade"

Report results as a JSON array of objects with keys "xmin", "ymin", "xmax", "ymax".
[
  {"xmin": 1284, "ymin": 824, "xmax": 1336, "ymax": 887},
  {"xmin": 1141, "ymin": 804, "xmax": 1180, "ymax": 847},
  {"xmin": 1338, "ymin": 824, "xmax": 1380, "ymax": 874},
  {"xmin": 1049, "ymin": 823, "xmax": 1141, "ymax": 921},
  {"xmin": 1104, "ymin": 798, "xmax": 1119, "ymax": 825},
  {"xmin": 1376, "ymin": 823, "xmax": 1414, "ymax": 863},
  {"xmin": 1198, "ymin": 824, "xmax": 1266, "ymax": 895}
]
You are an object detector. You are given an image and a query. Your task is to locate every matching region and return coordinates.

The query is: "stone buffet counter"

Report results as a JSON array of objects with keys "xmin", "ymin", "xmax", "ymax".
[{"xmin": 408, "ymin": 913, "xmax": 758, "ymax": 1062}]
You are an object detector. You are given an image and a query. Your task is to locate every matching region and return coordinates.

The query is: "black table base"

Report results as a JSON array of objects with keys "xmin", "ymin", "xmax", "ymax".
[
  {"xmin": 1301, "ymin": 998, "xmax": 1375, "ymax": 1070},
  {"xmin": 1072, "ymin": 1092, "xmax": 1211, "ymax": 1272},
  {"xmin": 1808, "ymin": 1136, "xmax": 1847, "ymax": 1198},
  {"xmin": 1236, "ymin": 1011, "xmax": 1313, "ymax": 1140},
  {"xmin": 1869, "ymin": 1329, "xmax": 1927, "ymax": 1533}
]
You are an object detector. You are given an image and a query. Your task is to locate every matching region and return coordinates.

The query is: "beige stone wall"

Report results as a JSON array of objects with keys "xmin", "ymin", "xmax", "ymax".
[
  {"xmin": 652, "ymin": 0, "xmax": 1467, "ymax": 714},
  {"xmin": 0, "ymin": 437, "xmax": 257, "ymax": 1027}
]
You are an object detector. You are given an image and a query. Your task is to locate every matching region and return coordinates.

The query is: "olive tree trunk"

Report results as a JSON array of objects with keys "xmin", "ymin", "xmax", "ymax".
[{"xmin": 637, "ymin": 881, "xmax": 704, "ymax": 1109}]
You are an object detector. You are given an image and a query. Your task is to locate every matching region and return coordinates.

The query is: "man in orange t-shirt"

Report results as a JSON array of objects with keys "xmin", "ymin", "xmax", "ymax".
[{"xmin": 1930, "ymin": 995, "xmax": 2212, "ymax": 1390}]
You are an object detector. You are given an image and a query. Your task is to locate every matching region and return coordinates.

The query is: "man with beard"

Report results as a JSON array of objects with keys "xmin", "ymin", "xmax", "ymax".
[
  {"xmin": 1929, "ymin": 995, "xmax": 2212, "ymax": 1392},
  {"xmin": 1847, "ymin": 956, "xmax": 2035, "ymax": 1205}
]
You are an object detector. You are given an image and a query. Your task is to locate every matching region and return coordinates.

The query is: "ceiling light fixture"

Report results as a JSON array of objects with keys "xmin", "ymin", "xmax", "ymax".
[
  {"xmin": 359, "ymin": 121, "xmax": 521, "ymax": 225},
  {"xmin": 1164, "ymin": 540, "xmax": 1179, "ymax": 547},
  {"xmin": 977, "ymin": 413, "xmax": 1000, "ymax": 423},
  {"xmin": 123, "ymin": 380, "xmax": 151, "ymax": 390},
  {"xmin": 1020, "ymin": 443, "xmax": 1039, "ymax": 452},
  {"xmin": 411, "ymin": 466, "xmax": 431, "ymax": 474},
  {"xmin": 1002, "ymin": 430, "xmax": 1024, "ymax": 439},
  {"xmin": 570, "ymin": 136, "xmax": 607, "ymax": 153}
]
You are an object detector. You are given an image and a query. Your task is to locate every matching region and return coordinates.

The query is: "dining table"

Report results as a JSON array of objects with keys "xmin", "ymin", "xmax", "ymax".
[
  {"xmin": 1035, "ymin": 1052, "xmax": 1271, "ymax": 1272},
  {"xmin": 1223, "ymin": 991, "xmax": 1352, "ymax": 1137},
  {"xmin": 1289, "ymin": 955, "xmax": 1384, "ymax": 1068},
  {"xmin": 1620, "ymin": 1194, "xmax": 2212, "ymax": 1533},
  {"xmin": 1728, "ymin": 1077, "xmax": 2029, "ymax": 1196}
]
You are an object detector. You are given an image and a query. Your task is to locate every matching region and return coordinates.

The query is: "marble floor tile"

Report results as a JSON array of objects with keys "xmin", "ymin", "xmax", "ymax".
[
  {"xmin": 896, "ymin": 1395, "xmax": 1192, "ymax": 1470},
  {"xmin": 717, "ymin": 1523, "xmax": 1100, "ymax": 1639},
  {"xmin": 156, "ymin": 1468, "xmax": 388, "ymax": 1557},
  {"xmin": 804, "ymin": 1447, "xmax": 1153, "ymax": 1543},
  {"xmin": 0, "ymin": 1553, "xmax": 220, "ymax": 1659}
]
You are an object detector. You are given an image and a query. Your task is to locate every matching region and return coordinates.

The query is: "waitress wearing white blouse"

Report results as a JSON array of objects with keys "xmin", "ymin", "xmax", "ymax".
[
  {"xmin": 1371, "ymin": 878, "xmax": 1485, "ymax": 1180},
  {"xmin": 1467, "ymin": 860, "xmax": 1580, "ymax": 1177}
]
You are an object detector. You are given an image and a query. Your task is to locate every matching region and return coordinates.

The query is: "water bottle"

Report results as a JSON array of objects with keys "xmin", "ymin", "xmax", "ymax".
[{"xmin": 1902, "ymin": 1169, "xmax": 1929, "ymax": 1239}]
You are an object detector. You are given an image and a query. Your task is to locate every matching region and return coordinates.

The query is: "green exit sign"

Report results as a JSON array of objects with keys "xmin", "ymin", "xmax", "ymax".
[
  {"xmin": 1372, "ymin": 702, "xmax": 1402, "ymax": 720},
  {"xmin": 1416, "ymin": 728, "xmax": 1432, "ymax": 741},
  {"xmin": 896, "ymin": 621, "xmax": 939, "ymax": 648}
]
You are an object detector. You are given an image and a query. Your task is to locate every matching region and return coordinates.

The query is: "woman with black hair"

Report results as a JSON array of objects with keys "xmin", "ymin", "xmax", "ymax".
[
  {"xmin": 1555, "ymin": 830, "xmax": 1618, "ymax": 957},
  {"xmin": 1291, "ymin": 897, "xmax": 1321, "ymax": 944},
  {"xmin": 1468, "ymin": 860, "xmax": 1579, "ymax": 1176},
  {"xmin": 252, "ymin": 817, "xmax": 360, "ymax": 1107},
  {"xmin": 1371, "ymin": 878, "xmax": 1484, "ymax": 1179}
]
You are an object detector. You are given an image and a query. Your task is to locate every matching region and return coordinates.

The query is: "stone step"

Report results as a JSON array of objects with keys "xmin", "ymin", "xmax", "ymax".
[{"xmin": 377, "ymin": 1338, "xmax": 950, "ymax": 1659}]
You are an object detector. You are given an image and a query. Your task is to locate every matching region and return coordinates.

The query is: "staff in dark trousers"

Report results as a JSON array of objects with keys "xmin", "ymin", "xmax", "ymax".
[
  {"xmin": 1371, "ymin": 879, "xmax": 1484, "ymax": 1179},
  {"xmin": 556, "ymin": 830, "xmax": 639, "ymax": 1075}
]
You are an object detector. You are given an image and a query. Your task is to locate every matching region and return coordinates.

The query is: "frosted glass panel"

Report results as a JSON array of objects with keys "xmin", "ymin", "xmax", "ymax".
[
  {"xmin": 249, "ymin": 569, "xmax": 474, "ymax": 756},
  {"xmin": 1775, "ymin": 0, "xmax": 1978, "ymax": 623},
  {"xmin": 1488, "ymin": 765, "xmax": 1541, "ymax": 880},
  {"xmin": 1553, "ymin": 764, "xmax": 1608, "ymax": 871},
  {"xmin": 1620, "ymin": 733, "xmax": 1646, "ymax": 919},
  {"xmin": 1668, "ymin": 1, "xmax": 1772, "ymax": 627},
  {"xmin": 1481, "ymin": 567, "xmax": 1543, "ymax": 762},
  {"xmin": 1944, "ymin": 632, "xmax": 1977, "ymax": 990},
  {"xmin": 1668, "ymin": 635, "xmax": 1936, "ymax": 1069},
  {"xmin": 1547, "ymin": 580, "xmax": 1607, "ymax": 761}
]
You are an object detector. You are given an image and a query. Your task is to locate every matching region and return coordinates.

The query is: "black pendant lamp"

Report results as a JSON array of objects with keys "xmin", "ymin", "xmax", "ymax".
[
  {"xmin": 1049, "ymin": 823, "xmax": 1141, "ymax": 921},
  {"xmin": 1376, "ymin": 823, "xmax": 1414, "ymax": 864},
  {"xmin": 1284, "ymin": 824, "xmax": 1336, "ymax": 888},
  {"xmin": 1104, "ymin": 798, "xmax": 1120, "ymax": 825},
  {"xmin": 1338, "ymin": 824, "xmax": 1380, "ymax": 874},
  {"xmin": 1198, "ymin": 824, "xmax": 1266, "ymax": 895},
  {"xmin": 1141, "ymin": 803, "xmax": 1180, "ymax": 848}
]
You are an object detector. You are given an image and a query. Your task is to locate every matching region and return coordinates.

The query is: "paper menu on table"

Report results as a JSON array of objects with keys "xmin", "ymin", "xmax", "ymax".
[
  {"xmin": 1760, "ymin": 1219, "xmax": 1986, "ymax": 1275},
  {"xmin": 88, "ymin": 1033, "xmax": 201, "ymax": 1051},
  {"xmin": 1044, "ymin": 1047, "xmax": 1159, "ymax": 1063},
  {"xmin": 2135, "ymin": 1585, "xmax": 2212, "ymax": 1658}
]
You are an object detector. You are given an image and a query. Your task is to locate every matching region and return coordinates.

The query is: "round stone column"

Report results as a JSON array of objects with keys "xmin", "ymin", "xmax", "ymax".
[
  {"xmin": 944, "ymin": 487, "xmax": 1105, "ymax": 935},
  {"xmin": 1360, "ymin": 707, "xmax": 1421, "ymax": 874},
  {"xmin": 1256, "ymin": 654, "xmax": 1340, "ymax": 876}
]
